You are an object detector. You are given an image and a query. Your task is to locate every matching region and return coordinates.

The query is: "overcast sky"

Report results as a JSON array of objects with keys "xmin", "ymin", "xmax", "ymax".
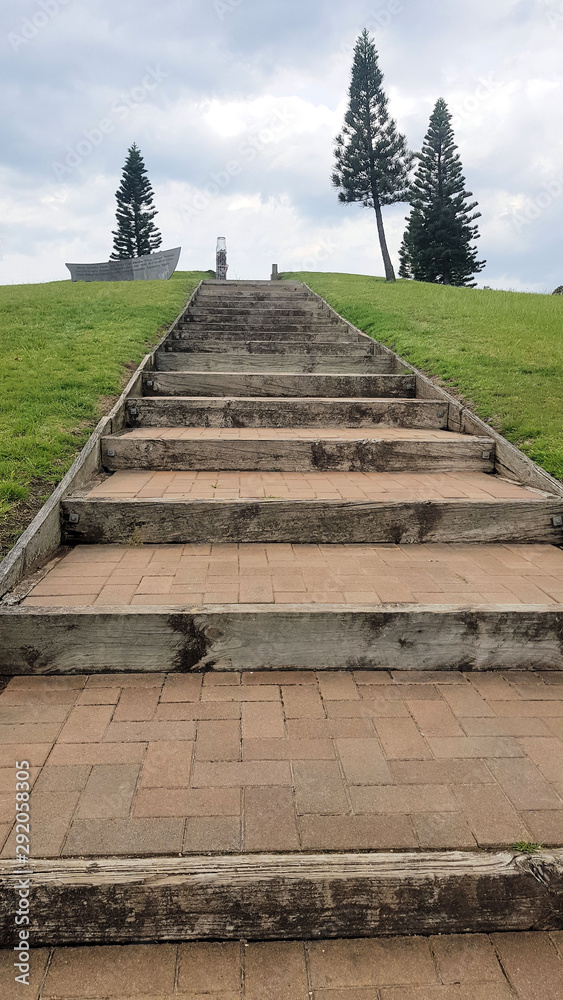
[{"xmin": 1, "ymin": 0, "xmax": 562, "ymax": 290}]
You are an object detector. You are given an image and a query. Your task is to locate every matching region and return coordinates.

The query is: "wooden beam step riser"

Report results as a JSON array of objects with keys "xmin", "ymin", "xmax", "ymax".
[
  {"xmin": 60, "ymin": 499, "xmax": 563, "ymax": 546},
  {"xmin": 143, "ymin": 374, "xmax": 416, "ymax": 399},
  {"xmin": 155, "ymin": 355, "xmax": 398, "ymax": 375},
  {"xmin": 171, "ymin": 330, "xmax": 365, "ymax": 343},
  {"xmin": 2, "ymin": 606, "xmax": 562, "ymax": 672},
  {"xmin": 101, "ymin": 438, "xmax": 495, "ymax": 473},
  {"xmin": 1, "ymin": 851, "xmax": 561, "ymax": 945},
  {"xmin": 179, "ymin": 325, "xmax": 348, "ymax": 334},
  {"xmin": 162, "ymin": 342, "xmax": 376, "ymax": 357},
  {"xmin": 125, "ymin": 398, "xmax": 449, "ymax": 429}
]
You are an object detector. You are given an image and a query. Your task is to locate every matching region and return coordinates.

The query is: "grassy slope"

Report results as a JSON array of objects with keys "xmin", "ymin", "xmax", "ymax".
[
  {"xmin": 0, "ymin": 270, "xmax": 207, "ymax": 554},
  {"xmin": 283, "ymin": 272, "xmax": 563, "ymax": 482}
]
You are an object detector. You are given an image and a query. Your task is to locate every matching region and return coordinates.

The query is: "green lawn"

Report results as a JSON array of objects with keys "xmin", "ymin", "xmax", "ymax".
[
  {"xmin": 283, "ymin": 272, "xmax": 563, "ymax": 482},
  {"xmin": 0, "ymin": 270, "xmax": 207, "ymax": 554}
]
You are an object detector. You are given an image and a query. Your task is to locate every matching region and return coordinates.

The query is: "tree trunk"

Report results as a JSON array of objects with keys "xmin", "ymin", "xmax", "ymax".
[{"xmin": 373, "ymin": 196, "xmax": 396, "ymax": 282}]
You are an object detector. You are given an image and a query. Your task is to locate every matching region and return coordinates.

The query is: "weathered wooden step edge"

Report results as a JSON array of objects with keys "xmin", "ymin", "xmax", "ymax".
[
  {"xmin": 101, "ymin": 434, "xmax": 495, "ymax": 473},
  {"xmin": 160, "ymin": 341, "xmax": 377, "ymax": 356},
  {"xmin": 1, "ymin": 850, "xmax": 561, "ymax": 945},
  {"xmin": 60, "ymin": 498, "xmax": 563, "ymax": 546},
  {"xmin": 155, "ymin": 354, "xmax": 398, "ymax": 375},
  {"xmin": 1, "ymin": 604, "xmax": 562, "ymax": 672},
  {"xmin": 143, "ymin": 372, "xmax": 417, "ymax": 399},
  {"xmin": 125, "ymin": 397, "xmax": 449, "ymax": 430}
]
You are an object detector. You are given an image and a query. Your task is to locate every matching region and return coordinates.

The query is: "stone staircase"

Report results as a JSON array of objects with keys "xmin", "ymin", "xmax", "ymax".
[{"xmin": 1, "ymin": 279, "xmax": 562, "ymax": 957}]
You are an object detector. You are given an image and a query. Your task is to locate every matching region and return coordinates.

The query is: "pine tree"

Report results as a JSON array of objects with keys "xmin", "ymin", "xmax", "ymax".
[
  {"xmin": 332, "ymin": 29, "xmax": 412, "ymax": 282},
  {"xmin": 111, "ymin": 144, "xmax": 162, "ymax": 260},
  {"xmin": 399, "ymin": 99, "xmax": 485, "ymax": 286}
]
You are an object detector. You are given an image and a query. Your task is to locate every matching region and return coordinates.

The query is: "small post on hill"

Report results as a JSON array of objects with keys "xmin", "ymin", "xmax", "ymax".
[
  {"xmin": 271, "ymin": 264, "xmax": 279, "ymax": 281},
  {"xmin": 216, "ymin": 237, "xmax": 228, "ymax": 280}
]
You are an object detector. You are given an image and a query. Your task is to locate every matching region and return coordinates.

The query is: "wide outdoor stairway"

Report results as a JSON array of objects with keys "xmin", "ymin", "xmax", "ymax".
[{"xmin": 1, "ymin": 280, "xmax": 562, "ymax": 981}]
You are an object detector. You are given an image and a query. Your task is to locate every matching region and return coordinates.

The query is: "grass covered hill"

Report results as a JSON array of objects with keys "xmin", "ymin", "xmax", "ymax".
[
  {"xmin": 0, "ymin": 270, "xmax": 207, "ymax": 557},
  {"xmin": 283, "ymin": 272, "xmax": 563, "ymax": 483}
]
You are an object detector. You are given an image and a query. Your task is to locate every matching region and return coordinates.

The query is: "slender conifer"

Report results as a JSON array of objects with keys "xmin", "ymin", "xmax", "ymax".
[
  {"xmin": 399, "ymin": 98, "xmax": 485, "ymax": 286},
  {"xmin": 111, "ymin": 144, "xmax": 162, "ymax": 260},
  {"xmin": 332, "ymin": 29, "xmax": 412, "ymax": 282}
]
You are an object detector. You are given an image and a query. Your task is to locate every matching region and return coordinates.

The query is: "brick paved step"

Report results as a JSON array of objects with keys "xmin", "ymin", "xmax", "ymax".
[
  {"xmin": 60, "ymin": 496, "xmax": 563, "ymax": 546},
  {"xmin": 4, "ymin": 934, "xmax": 561, "ymax": 991},
  {"xmin": 3, "ymin": 600, "xmax": 563, "ymax": 670},
  {"xmin": 171, "ymin": 328, "xmax": 365, "ymax": 342},
  {"xmin": 187, "ymin": 305, "xmax": 326, "ymax": 317},
  {"xmin": 154, "ymin": 352, "xmax": 397, "ymax": 375},
  {"xmin": 1, "ymin": 851, "xmax": 562, "ymax": 945},
  {"xmin": 142, "ymin": 372, "xmax": 416, "ymax": 398},
  {"xmin": 162, "ymin": 340, "xmax": 375, "ymax": 356},
  {"xmin": 125, "ymin": 397, "xmax": 448, "ymax": 429},
  {"xmin": 179, "ymin": 322, "xmax": 349, "ymax": 335},
  {"xmin": 100, "ymin": 428, "xmax": 495, "ymax": 473}
]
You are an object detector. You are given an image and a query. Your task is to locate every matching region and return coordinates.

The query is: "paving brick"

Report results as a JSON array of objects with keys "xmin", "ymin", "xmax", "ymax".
[
  {"xmin": 86, "ymin": 672, "xmax": 165, "ymax": 687},
  {"xmin": 350, "ymin": 784, "xmax": 457, "ymax": 814},
  {"xmin": 202, "ymin": 685, "xmax": 280, "ymax": 702},
  {"xmin": 243, "ymin": 786, "xmax": 300, "ymax": 850},
  {"xmin": 318, "ymin": 672, "xmax": 360, "ymax": 700},
  {"xmin": 191, "ymin": 760, "xmax": 291, "ymax": 787},
  {"xmin": 326, "ymin": 699, "xmax": 409, "ymax": 718},
  {"xmin": 307, "ymin": 937, "xmax": 438, "ymax": 988},
  {"xmin": 431, "ymin": 933, "xmax": 507, "ymax": 983},
  {"xmin": 57, "ymin": 705, "xmax": 114, "ymax": 743},
  {"xmin": 520, "ymin": 810, "xmax": 563, "ymax": 843},
  {"xmin": 160, "ymin": 674, "xmax": 203, "ymax": 702},
  {"xmin": 286, "ymin": 717, "xmax": 376, "ymax": 738},
  {"xmin": 427, "ymin": 737, "xmax": 524, "ymax": 759},
  {"xmin": 195, "ymin": 720, "xmax": 241, "ymax": 761},
  {"xmin": 407, "ymin": 701, "xmax": 465, "ymax": 738},
  {"xmin": 361, "ymin": 684, "xmax": 442, "ymax": 701},
  {"xmin": 439, "ymin": 686, "xmax": 496, "ymax": 717},
  {"xmin": 282, "ymin": 685, "xmax": 325, "ymax": 718},
  {"xmin": 134, "ymin": 786, "xmax": 241, "ymax": 818},
  {"xmin": 392, "ymin": 671, "xmax": 465, "ymax": 684},
  {"xmin": 380, "ymin": 986, "xmax": 512, "ymax": 999},
  {"xmin": 293, "ymin": 760, "xmax": 349, "ymax": 814},
  {"xmin": 412, "ymin": 811, "xmax": 476, "ymax": 849},
  {"xmin": 63, "ymin": 817, "xmax": 184, "ymax": 856},
  {"xmin": 492, "ymin": 931, "xmax": 563, "ymax": 1000},
  {"xmin": 245, "ymin": 941, "xmax": 309, "ymax": 1000},
  {"xmin": 156, "ymin": 701, "xmax": 241, "ymax": 721},
  {"xmin": 75, "ymin": 763, "xmax": 140, "ymax": 819},
  {"xmin": 495, "ymin": 700, "xmax": 563, "ymax": 717},
  {"xmin": 299, "ymin": 813, "xmax": 417, "ymax": 850},
  {"xmin": 178, "ymin": 942, "xmax": 241, "ymax": 993},
  {"xmin": 453, "ymin": 784, "xmax": 530, "ymax": 845},
  {"xmin": 105, "ymin": 721, "xmax": 196, "ymax": 742},
  {"xmin": 375, "ymin": 719, "xmax": 432, "ymax": 760},
  {"xmin": 43, "ymin": 943, "xmax": 177, "ymax": 997},
  {"xmin": 184, "ymin": 815, "xmax": 241, "ymax": 852},
  {"xmin": 518, "ymin": 738, "xmax": 563, "ymax": 781},
  {"xmin": 336, "ymin": 738, "xmax": 393, "ymax": 784},
  {"xmin": 48, "ymin": 742, "xmax": 146, "ymax": 766},
  {"xmin": 1, "ymin": 791, "xmax": 80, "ymax": 859},
  {"xmin": 389, "ymin": 760, "xmax": 495, "ymax": 784},
  {"xmin": 113, "ymin": 686, "xmax": 162, "ymax": 721},
  {"xmin": 242, "ymin": 670, "xmax": 316, "ymax": 685},
  {"xmin": 243, "ymin": 737, "xmax": 335, "ymax": 760},
  {"xmin": 0, "ymin": 704, "xmax": 70, "ymax": 724},
  {"xmin": 0, "ymin": 946, "xmax": 49, "ymax": 1000},
  {"xmin": 466, "ymin": 673, "xmax": 521, "ymax": 700},
  {"xmin": 0, "ymin": 723, "xmax": 62, "ymax": 744},
  {"xmin": 30, "ymin": 765, "xmax": 91, "ymax": 793},
  {"xmin": 242, "ymin": 701, "xmax": 285, "ymax": 738},
  {"xmin": 140, "ymin": 741, "xmax": 192, "ymax": 788},
  {"xmin": 486, "ymin": 758, "xmax": 562, "ymax": 810},
  {"xmin": 460, "ymin": 717, "xmax": 552, "ymax": 737},
  {"xmin": 77, "ymin": 686, "xmax": 122, "ymax": 705}
]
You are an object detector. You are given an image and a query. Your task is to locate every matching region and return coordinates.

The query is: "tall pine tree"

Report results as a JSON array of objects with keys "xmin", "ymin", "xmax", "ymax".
[
  {"xmin": 111, "ymin": 144, "xmax": 162, "ymax": 260},
  {"xmin": 399, "ymin": 99, "xmax": 485, "ymax": 286},
  {"xmin": 332, "ymin": 29, "xmax": 412, "ymax": 282}
]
